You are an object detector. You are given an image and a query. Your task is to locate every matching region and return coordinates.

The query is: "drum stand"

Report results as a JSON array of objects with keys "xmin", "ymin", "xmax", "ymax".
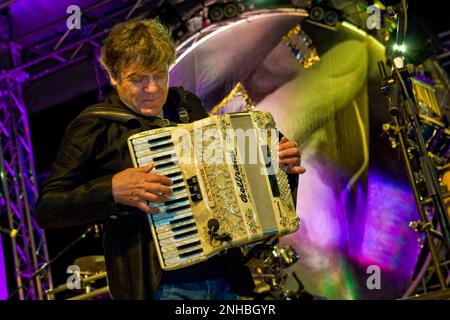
[
  {"xmin": 380, "ymin": 59, "xmax": 450, "ymax": 299},
  {"xmin": 33, "ymin": 224, "xmax": 106, "ymax": 300}
]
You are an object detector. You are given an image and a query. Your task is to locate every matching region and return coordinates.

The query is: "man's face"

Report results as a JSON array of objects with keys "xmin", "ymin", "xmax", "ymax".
[{"xmin": 111, "ymin": 64, "xmax": 169, "ymax": 117}]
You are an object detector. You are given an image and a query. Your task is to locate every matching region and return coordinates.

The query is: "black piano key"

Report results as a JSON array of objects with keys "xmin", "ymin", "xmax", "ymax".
[
  {"xmin": 155, "ymin": 161, "xmax": 178, "ymax": 170},
  {"xmin": 165, "ymin": 172, "xmax": 182, "ymax": 178},
  {"xmin": 148, "ymin": 136, "xmax": 171, "ymax": 144},
  {"xmin": 179, "ymin": 248, "xmax": 203, "ymax": 258},
  {"xmin": 150, "ymin": 142, "xmax": 173, "ymax": 151},
  {"xmin": 172, "ymin": 222, "xmax": 196, "ymax": 232},
  {"xmin": 177, "ymin": 240, "xmax": 201, "ymax": 251},
  {"xmin": 172, "ymin": 178, "xmax": 184, "ymax": 185},
  {"xmin": 172, "ymin": 186, "xmax": 186, "ymax": 193},
  {"xmin": 153, "ymin": 153, "xmax": 175, "ymax": 162},
  {"xmin": 170, "ymin": 216, "xmax": 193, "ymax": 225},
  {"xmin": 165, "ymin": 197, "xmax": 189, "ymax": 206},
  {"xmin": 174, "ymin": 229, "xmax": 198, "ymax": 240},
  {"xmin": 167, "ymin": 204, "xmax": 191, "ymax": 214}
]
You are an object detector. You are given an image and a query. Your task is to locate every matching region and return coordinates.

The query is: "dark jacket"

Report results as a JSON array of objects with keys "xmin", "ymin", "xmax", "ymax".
[{"xmin": 36, "ymin": 87, "xmax": 256, "ymax": 299}]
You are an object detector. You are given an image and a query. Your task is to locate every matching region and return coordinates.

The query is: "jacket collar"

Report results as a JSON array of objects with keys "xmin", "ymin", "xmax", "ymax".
[{"xmin": 86, "ymin": 89, "xmax": 176, "ymax": 127}]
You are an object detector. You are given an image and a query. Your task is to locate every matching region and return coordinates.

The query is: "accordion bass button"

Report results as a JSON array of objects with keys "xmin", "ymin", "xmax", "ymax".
[
  {"xmin": 190, "ymin": 193, "xmax": 203, "ymax": 202},
  {"xmin": 187, "ymin": 176, "xmax": 198, "ymax": 185},
  {"xmin": 189, "ymin": 185, "xmax": 200, "ymax": 193}
]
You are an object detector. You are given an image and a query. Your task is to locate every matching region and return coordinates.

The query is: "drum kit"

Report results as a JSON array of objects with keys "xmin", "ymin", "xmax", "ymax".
[
  {"xmin": 43, "ymin": 224, "xmax": 110, "ymax": 300},
  {"xmin": 241, "ymin": 240, "xmax": 318, "ymax": 300},
  {"xmin": 45, "ymin": 255, "xmax": 109, "ymax": 300}
]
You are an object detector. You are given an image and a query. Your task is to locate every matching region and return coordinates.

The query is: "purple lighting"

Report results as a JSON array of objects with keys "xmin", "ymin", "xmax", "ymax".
[
  {"xmin": 356, "ymin": 169, "xmax": 421, "ymax": 273},
  {"xmin": 0, "ymin": 236, "xmax": 8, "ymax": 300}
]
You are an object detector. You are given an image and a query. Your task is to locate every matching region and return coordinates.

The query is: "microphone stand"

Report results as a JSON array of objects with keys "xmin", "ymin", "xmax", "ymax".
[
  {"xmin": 380, "ymin": 1, "xmax": 450, "ymax": 296},
  {"xmin": 31, "ymin": 225, "xmax": 97, "ymax": 300}
]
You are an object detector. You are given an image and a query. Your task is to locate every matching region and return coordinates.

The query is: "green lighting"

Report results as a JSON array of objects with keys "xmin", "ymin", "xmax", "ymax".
[{"xmin": 393, "ymin": 43, "xmax": 407, "ymax": 53}]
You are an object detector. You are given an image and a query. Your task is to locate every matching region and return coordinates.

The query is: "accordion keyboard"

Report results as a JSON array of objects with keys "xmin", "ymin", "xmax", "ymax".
[
  {"xmin": 132, "ymin": 132, "xmax": 206, "ymax": 266},
  {"xmin": 128, "ymin": 111, "xmax": 299, "ymax": 270}
]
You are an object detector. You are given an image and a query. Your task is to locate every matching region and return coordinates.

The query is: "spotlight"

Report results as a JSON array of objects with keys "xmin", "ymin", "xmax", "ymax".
[
  {"xmin": 209, "ymin": 5, "xmax": 224, "ymax": 22},
  {"xmin": 309, "ymin": 6, "xmax": 324, "ymax": 21},
  {"xmin": 306, "ymin": 1, "xmax": 342, "ymax": 29},
  {"xmin": 223, "ymin": 3, "xmax": 238, "ymax": 18},
  {"xmin": 323, "ymin": 10, "xmax": 338, "ymax": 26},
  {"xmin": 393, "ymin": 43, "xmax": 407, "ymax": 53}
]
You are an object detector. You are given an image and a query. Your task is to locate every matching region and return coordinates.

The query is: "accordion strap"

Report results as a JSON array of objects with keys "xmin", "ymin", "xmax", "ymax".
[
  {"xmin": 167, "ymin": 86, "xmax": 190, "ymax": 124},
  {"xmin": 81, "ymin": 106, "xmax": 137, "ymax": 123},
  {"xmin": 81, "ymin": 106, "xmax": 171, "ymax": 128}
]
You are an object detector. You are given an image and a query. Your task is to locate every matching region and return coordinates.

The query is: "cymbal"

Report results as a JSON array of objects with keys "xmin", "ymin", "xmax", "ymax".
[{"xmin": 73, "ymin": 255, "xmax": 106, "ymax": 275}]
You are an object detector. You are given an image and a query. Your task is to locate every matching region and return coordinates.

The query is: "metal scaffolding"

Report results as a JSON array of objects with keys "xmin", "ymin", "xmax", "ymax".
[{"xmin": 0, "ymin": 42, "xmax": 53, "ymax": 300}]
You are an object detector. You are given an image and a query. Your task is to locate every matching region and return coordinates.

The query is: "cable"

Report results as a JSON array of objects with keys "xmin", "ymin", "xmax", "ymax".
[{"xmin": 401, "ymin": 0, "xmax": 408, "ymax": 39}]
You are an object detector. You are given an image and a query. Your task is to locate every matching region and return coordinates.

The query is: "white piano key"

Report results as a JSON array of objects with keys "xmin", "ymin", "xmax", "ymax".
[
  {"xmin": 136, "ymin": 147, "xmax": 176, "ymax": 160},
  {"xmin": 133, "ymin": 143, "xmax": 152, "ymax": 152},
  {"xmin": 137, "ymin": 155, "xmax": 153, "ymax": 165},
  {"xmin": 132, "ymin": 132, "xmax": 172, "ymax": 145},
  {"xmin": 160, "ymin": 237, "xmax": 201, "ymax": 253},
  {"xmin": 159, "ymin": 232, "xmax": 199, "ymax": 247},
  {"xmin": 155, "ymin": 217, "xmax": 196, "ymax": 233},
  {"xmin": 152, "ymin": 209, "xmax": 193, "ymax": 223},
  {"xmin": 168, "ymin": 189, "xmax": 188, "ymax": 199},
  {"xmin": 133, "ymin": 141, "xmax": 174, "ymax": 155},
  {"xmin": 153, "ymin": 209, "xmax": 193, "ymax": 228},
  {"xmin": 150, "ymin": 193, "xmax": 189, "ymax": 210},
  {"xmin": 157, "ymin": 225, "xmax": 197, "ymax": 240},
  {"xmin": 171, "ymin": 181, "xmax": 186, "ymax": 190},
  {"xmin": 164, "ymin": 251, "xmax": 204, "ymax": 266},
  {"xmin": 162, "ymin": 244, "xmax": 203, "ymax": 259}
]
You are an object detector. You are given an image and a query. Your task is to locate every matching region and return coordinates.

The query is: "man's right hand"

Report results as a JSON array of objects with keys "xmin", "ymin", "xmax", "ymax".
[{"xmin": 112, "ymin": 164, "xmax": 173, "ymax": 214}]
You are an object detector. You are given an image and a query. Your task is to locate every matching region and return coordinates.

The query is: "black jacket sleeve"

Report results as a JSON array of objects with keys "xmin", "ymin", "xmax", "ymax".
[{"xmin": 36, "ymin": 116, "xmax": 121, "ymax": 229}]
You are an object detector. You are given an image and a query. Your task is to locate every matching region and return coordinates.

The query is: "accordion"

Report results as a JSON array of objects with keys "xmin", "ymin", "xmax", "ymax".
[{"xmin": 127, "ymin": 111, "xmax": 299, "ymax": 270}]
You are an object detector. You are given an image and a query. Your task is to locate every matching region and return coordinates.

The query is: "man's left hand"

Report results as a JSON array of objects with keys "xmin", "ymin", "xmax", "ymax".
[{"xmin": 279, "ymin": 136, "xmax": 306, "ymax": 175}]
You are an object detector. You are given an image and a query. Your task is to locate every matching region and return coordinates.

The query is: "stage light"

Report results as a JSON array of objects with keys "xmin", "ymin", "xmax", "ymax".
[
  {"xmin": 209, "ymin": 5, "xmax": 224, "ymax": 22},
  {"xmin": 310, "ymin": 6, "xmax": 324, "ymax": 21},
  {"xmin": 223, "ymin": 3, "xmax": 238, "ymax": 18},
  {"xmin": 207, "ymin": 1, "xmax": 244, "ymax": 22},
  {"xmin": 393, "ymin": 43, "xmax": 407, "ymax": 53},
  {"xmin": 306, "ymin": 1, "xmax": 342, "ymax": 28},
  {"xmin": 323, "ymin": 10, "xmax": 338, "ymax": 26}
]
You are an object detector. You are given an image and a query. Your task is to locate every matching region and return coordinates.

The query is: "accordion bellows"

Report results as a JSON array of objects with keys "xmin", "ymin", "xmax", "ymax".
[{"xmin": 128, "ymin": 111, "xmax": 299, "ymax": 270}]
